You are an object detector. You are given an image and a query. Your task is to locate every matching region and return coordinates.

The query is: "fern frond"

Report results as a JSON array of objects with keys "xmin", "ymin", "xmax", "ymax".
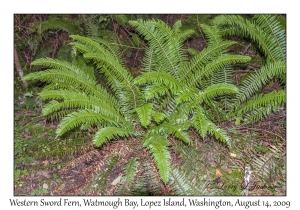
[
  {"xmin": 56, "ymin": 110, "xmax": 119, "ymax": 137},
  {"xmin": 233, "ymin": 60, "xmax": 286, "ymax": 109},
  {"xmin": 175, "ymin": 28, "xmax": 195, "ymax": 44},
  {"xmin": 41, "ymin": 81, "xmax": 79, "ymax": 92},
  {"xmin": 244, "ymin": 105, "xmax": 283, "ymax": 124},
  {"xmin": 43, "ymin": 90, "xmax": 119, "ymax": 117},
  {"xmin": 154, "ymin": 19, "xmax": 191, "ymax": 65},
  {"xmin": 193, "ymin": 108, "xmax": 209, "ymax": 139},
  {"xmin": 83, "ymin": 50, "xmax": 138, "ymax": 111},
  {"xmin": 145, "ymin": 134, "xmax": 170, "ymax": 184},
  {"xmin": 129, "ymin": 19, "xmax": 184, "ymax": 79},
  {"xmin": 201, "ymin": 24, "xmax": 223, "ymax": 45},
  {"xmin": 84, "ymin": 52, "xmax": 133, "ymax": 86},
  {"xmin": 71, "ymin": 55, "xmax": 97, "ymax": 80},
  {"xmin": 71, "ymin": 35, "xmax": 115, "ymax": 57},
  {"xmin": 24, "ymin": 68, "xmax": 95, "ymax": 92},
  {"xmin": 81, "ymin": 155, "xmax": 120, "ymax": 195},
  {"xmin": 175, "ymin": 87, "xmax": 199, "ymax": 104},
  {"xmin": 122, "ymin": 157, "xmax": 139, "ymax": 187},
  {"xmin": 30, "ymin": 16, "xmax": 81, "ymax": 35},
  {"xmin": 41, "ymin": 92, "xmax": 124, "ymax": 123},
  {"xmin": 152, "ymin": 111, "xmax": 166, "ymax": 123},
  {"xmin": 24, "ymin": 66, "xmax": 119, "ymax": 108},
  {"xmin": 142, "ymin": 133, "xmax": 167, "ymax": 147},
  {"xmin": 169, "ymin": 167, "xmax": 193, "ymax": 195},
  {"xmin": 207, "ymin": 122, "xmax": 231, "ymax": 147},
  {"xmin": 142, "ymin": 46, "xmax": 157, "ymax": 72},
  {"xmin": 114, "ymin": 82, "xmax": 142, "ymax": 115},
  {"xmin": 143, "ymin": 84, "xmax": 171, "ymax": 100},
  {"xmin": 32, "ymin": 58, "xmax": 82, "ymax": 74},
  {"xmin": 183, "ymin": 83, "xmax": 238, "ymax": 112},
  {"xmin": 188, "ymin": 55, "xmax": 251, "ymax": 88},
  {"xmin": 178, "ymin": 41, "xmax": 236, "ymax": 83},
  {"xmin": 134, "ymin": 71, "xmax": 183, "ymax": 102},
  {"xmin": 41, "ymin": 100, "xmax": 61, "ymax": 116},
  {"xmin": 155, "ymin": 123, "xmax": 191, "ymax": 144},
  {"xmin": 252, "ymin": 144, "xmax": 285, "ymax": 180},
  {"xmin": 89, "ymin": 36, "xmax": 125, "ymax": 65},
  {"xmin": 45, "ymin": 109, "xmax": 76, "ymax": 121},
  {"xmin": 252, "ymin": 14, "xmax": 286, "ymax": 60},
  {"xmin": 39, "ymin": 89, "xmax": 75, "ymax": 99},
  {"xmin": 134, "ymin": 71, "xmax": 182, "ymax": 89},
  {"xmin": 130, "ymin": 160, "xmax": 163, "ymax": 195},
  {"xmin": 236, "ymin": 90, "xmax": 286, "ymax": 117},
  {"xmin": 93, "ymin": 127, "xmax": 134, "ymax": 147},
  {"xmin": 213, "ymin": 14, "xmax": 286, "ymax": 62},
  {"xmin": 201, "ymin": 83, "xmax": 239, "ymax": 102},
  {"xmin": 135, "ymin": 103, "xmax": 153, "ymax": 128},
  {"xmin": 70, "ymin": 42, "xmax": 93, "ymax": 54},
  {"xmin": 211, "ymin": 66, "xmax": 234, "ymax": 86}
]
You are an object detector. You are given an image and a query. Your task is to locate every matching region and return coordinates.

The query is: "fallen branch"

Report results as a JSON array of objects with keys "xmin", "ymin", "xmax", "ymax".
[{"xmin": 14, "ymin": 45, "xmax": 28, "ymax": 88}]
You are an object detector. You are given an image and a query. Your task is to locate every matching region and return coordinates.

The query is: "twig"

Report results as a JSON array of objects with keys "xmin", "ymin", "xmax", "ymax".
[
  {"xmin": 242, "ymin": 43, "xmax": 252, "ymax": 55},
  {"xmin": 234, "ymin": 69, "xmax": 258, "ymax": 73},
  {"xmin": 14, "ymin": 45, "xmax": 28, "ymax": 88},
  {"xmin": 243, "ymin": 165, "xmax": 252, "ymax": 196},
  {"xmin": 110, "ymin": 43, "xmax": 145, "ymax": 50},
  {"xmin": 232, "ymin": 127, "xmax": 285, "ymax": 142}
]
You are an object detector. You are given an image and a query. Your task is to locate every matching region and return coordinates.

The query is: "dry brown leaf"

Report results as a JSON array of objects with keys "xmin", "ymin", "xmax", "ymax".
[
  {"xmin": 230, "ymin": 152, "xmax": 237, "ymax": 157},
  {"xmin": 216, "ymin": 168, "xmax": 223, "ymax": 177}
]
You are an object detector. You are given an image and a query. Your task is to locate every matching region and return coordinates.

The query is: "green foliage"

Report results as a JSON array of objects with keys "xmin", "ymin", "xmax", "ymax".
[
  {"xmin": 30, "ymin": 15, "xmax": 82, "ymax": 35},
  {"xmin": 135, "ymin": 103, "xmax": 154, "ymax": 127},
  {"xmin": 213, "ymin": 14, "xmax": 286, "ymax": 62},
  {"xmin": 122, "ymin": 157, "xmax": 139, "ymax": 187},
  {"xmin": 236, "ymin": 90, "xmax": 286, "ymax": 123},
  {"xmin": 220, "ymin": 169, "xmax": 244, "ymax": 195},
  {"xmin": 93, "ymin": 127, "xmax": 134, "ymax": 147},
  {"xmin": 252, "ymin": 144, "xmax": 286, "ymax": 185},
  {"xmin": 180, "ymin": 15, "xmax": 213, "ymax": 38},
  {"xmin": 125, "ymin": 160, "xmax": 164, "ymax": 195},
  {"xmin": 24, "ymin": 18, "xmax": 252, "ymax": 185},
  {"xmin": 233, "ymin": 61, "xmax": 286, "ymax": 109},
  {"xmin": 232, "ymin": 130, "xmax": 286, "ymax": 195},
  {"xmin": 168, "ymin": 167, "xmax": 212, "ymax": 196},
  {"xmin": 30, "ymin": 185, "xmax": 49, "ymax": 196},
  {"xmin": 14, "ymin": 109, "xmax": 91, "ymax": 185},
  {"xmin": 213, "ymin": 14, "xmax": 286, "ymax": 124}
]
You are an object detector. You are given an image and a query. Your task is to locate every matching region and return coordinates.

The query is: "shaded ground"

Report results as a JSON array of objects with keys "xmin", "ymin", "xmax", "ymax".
[{"xmin": 14, "ymin": 105, "xmax": 286, "ymax": 196}]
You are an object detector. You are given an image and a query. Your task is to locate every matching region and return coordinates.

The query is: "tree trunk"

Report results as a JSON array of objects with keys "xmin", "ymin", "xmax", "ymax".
[{"xmin": 14, "ymin": 45, "xmax": 28, "ymax": 88}]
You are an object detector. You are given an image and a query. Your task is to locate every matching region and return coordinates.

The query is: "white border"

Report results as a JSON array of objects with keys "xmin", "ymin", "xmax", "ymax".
[{"xmin": 2, "ymin": 0, "xmax": 299, "ymax": 209}]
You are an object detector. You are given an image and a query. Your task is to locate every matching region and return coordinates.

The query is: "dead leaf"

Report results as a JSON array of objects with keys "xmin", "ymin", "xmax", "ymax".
[
  {"xmin": 216, "ymin": 168, "xmax": 223, "ymax": 177},
  {"xmin": 230, "ymin": 153, "xmax": 237, "ymax": 157},
  {"xmin": 111, "ymin": 175, "xmax": 122, "ymax": 186},
  {"xmin": 43, "ymin": 160, "xmax": 49, "ymax": 167},
  {"xmin": 42, "ymin": 183, "xmax": 48, "ymax": 189}
]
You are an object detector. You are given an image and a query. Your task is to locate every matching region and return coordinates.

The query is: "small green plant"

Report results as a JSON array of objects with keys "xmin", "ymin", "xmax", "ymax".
[
  {"xmin": 14, "ymin": 136, "xmax": 34, "ymax": 187},
  {"xmin": 52, "ymin": 173, "xmax": 62, "ymax": 183},
  {"xmin": 57, "ymin": 184, "xmax": 65, "ymax": 191},
  {"xmin": 220, "ymin": 169, "xmax": 244, "ymax": 195},
  {"xmin": 14, "ymin": 169, "xmax": 28, "ymax": 187},
  {"xmin": 31, "ymin": 185, "xmax": 49, "ymax": 195}
]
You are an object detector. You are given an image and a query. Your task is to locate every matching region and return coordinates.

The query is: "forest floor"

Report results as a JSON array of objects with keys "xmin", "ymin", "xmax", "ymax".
[{"xmin": 14, "ymin": 103, "xmax": 286, "ymax": 196}]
